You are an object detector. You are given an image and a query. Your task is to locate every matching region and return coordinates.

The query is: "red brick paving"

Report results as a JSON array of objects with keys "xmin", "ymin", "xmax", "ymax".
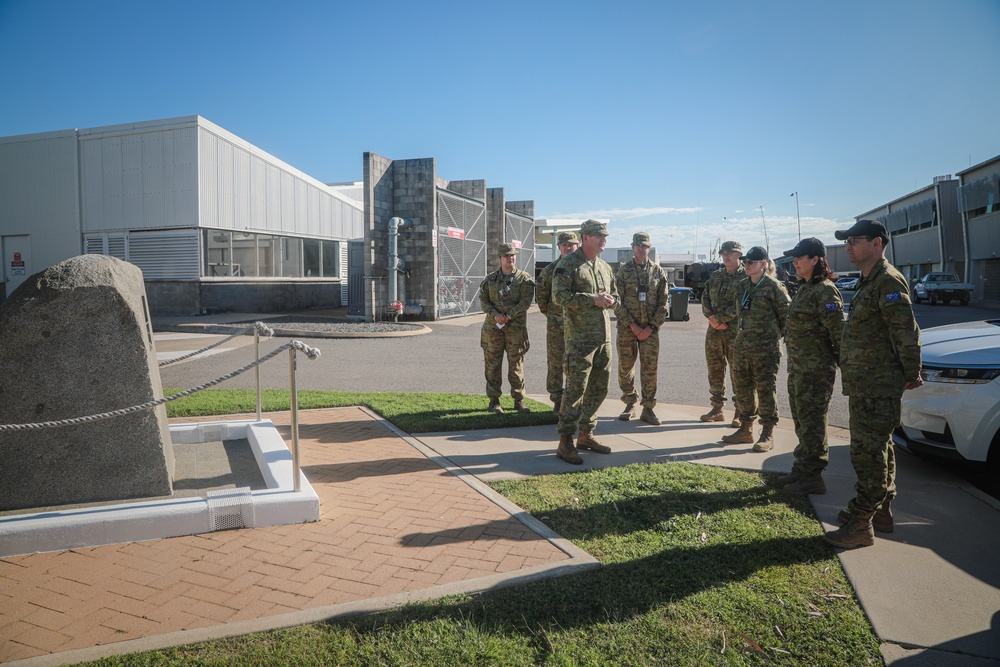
[{"xmin": 0, "ymin": 408, "xmax": 572, "ymax": 663}]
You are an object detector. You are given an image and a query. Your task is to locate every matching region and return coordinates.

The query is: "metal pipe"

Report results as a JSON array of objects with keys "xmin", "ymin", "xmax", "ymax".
[
  {"xmin": 289, "ymin": 347, "xmax": 301, "ymax": 493},
  {"xmin": 254, "ymin": 327, "xmax": 262, "ymax": 421}
]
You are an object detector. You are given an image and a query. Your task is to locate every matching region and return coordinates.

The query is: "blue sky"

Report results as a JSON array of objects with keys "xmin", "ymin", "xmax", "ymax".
[{"xmin": 2, "ymin": 0, "xmax": 999, "ymax": 257}]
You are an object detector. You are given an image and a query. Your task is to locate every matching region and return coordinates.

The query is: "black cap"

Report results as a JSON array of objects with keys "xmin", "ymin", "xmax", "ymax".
[
  {"xmin": 834, "ymin": 219, "xmax": 889, "ymax": 242},
  {"xmin": 783, "ymin": 237, "xmax": 826, "ymax": 258},
  {"xmin": 739, "ymin": 246, "xmax": 769, "ymax": 262}
]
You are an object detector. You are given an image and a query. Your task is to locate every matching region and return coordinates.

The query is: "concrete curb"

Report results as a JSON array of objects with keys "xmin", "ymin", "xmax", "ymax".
[{"xmin": 154, "ymin": 323, "xmax": 432, "ymax": 338}]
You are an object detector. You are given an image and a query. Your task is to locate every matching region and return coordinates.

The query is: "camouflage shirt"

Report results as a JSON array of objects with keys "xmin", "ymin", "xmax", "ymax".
[
  {"xmin": 614, "ymin": 260, "xmax": 669, "ymax": 328},
  {"xmin": 552, "ymin": 247, "xmax": 619, "ymax": 347},
  {"xmin": 734, "ymin": 274, "xmax": 791, "ymax": 355},
  {"xmin": 535, "ymin": 260, "xmax": 560, "ymax": 319},
  {"xmin": 702, "ymin": 265, "xmax": 746, "ymax": 326},
  {"xmin": 785, "ymin": 278, "xmax": 844, "ymax": 370},
  {"xmin": 479, "ymin": 268, "xmax": 535, "ymax": 333},
  {"xmin": 840, "ymin": 258, "xmax": 921, "ymax": 398}
]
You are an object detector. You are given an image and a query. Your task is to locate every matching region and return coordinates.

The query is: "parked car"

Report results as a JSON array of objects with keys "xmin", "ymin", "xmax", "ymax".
[
  {"xmin": 911, "ymin": 272, "xmax": 974, "ymax": 306},
  {"xmin": 835, "ymin": 276, "xmax": 859, "ymax": 291},
  {"xmin": 893, "ymin": 320, "xmax": 1000, "ymax": 468}
]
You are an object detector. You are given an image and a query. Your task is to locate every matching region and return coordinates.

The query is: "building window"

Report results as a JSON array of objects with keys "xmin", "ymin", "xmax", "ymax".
[
  {"xmin": 202, "ymin": 230, "xmax": 341, "ymax": 279},
  {"xmin": 322, "ymin": 240, "xmax": 339, "ymax": 277}
]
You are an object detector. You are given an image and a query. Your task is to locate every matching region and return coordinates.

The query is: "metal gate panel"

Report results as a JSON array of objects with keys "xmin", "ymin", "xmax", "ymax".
[
  {"xmin": 437, "ymin": 190, "xmax": 486, "ymax": 318},
  {"xmin": 505, "ymin": 211, "xmax": 535, "ymax": 275}
]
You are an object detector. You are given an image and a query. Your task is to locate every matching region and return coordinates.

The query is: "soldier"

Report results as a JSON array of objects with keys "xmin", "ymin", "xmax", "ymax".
[
  {"xmin": 825, "ymin": 220, "xmax": 921, "ymax": 549},
  {"xmin": 536, "ymin": 230, "xmax": 580, "ymax": 413},
  {"xmin": 552, "ymin": 220, "xmax": 619, "ymax": 464},
  {"xmin": 700, "ymin": 241, "xmax": 746, "ymax": 426},
  {"xmin": 479, "ymin": 243, "xmax": 536, "ymax": 414},
  {"xmin": 614, "ymin": 231, "xmax": 669, "ymax": 425},
  {"xmin": 778, "ymin": 237, "xmax": 844, "ymax": 495},
  {"xmin": 722, "ymin": 246, "xmax": 790, "ymax": 451}
]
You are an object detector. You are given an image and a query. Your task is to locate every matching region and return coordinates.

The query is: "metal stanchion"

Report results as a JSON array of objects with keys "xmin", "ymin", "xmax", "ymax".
[
  {"xmin": 289, "ymin": 346, "xmax": 301, "ymax": 493},
  {"xmin": 255, "ymin": 327, "xmax": 262, "ymax": 421}
]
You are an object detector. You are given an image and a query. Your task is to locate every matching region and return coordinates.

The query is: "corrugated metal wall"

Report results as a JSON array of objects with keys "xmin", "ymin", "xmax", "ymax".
[
  {"xmin": 198, "ymin": 127, "xmax": 363, "ymax": 240},
  {"xmin": 891, "ymin": 227, "xmax": 939, "ymax": 266}
]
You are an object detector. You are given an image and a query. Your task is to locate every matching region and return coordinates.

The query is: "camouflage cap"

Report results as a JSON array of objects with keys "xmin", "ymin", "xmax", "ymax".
[
  {"xmin": 556, "ymin": 230, "xmax": 580, "ymax": 245},
  {"xmin": 720, "ymin": 240, "xmax": 742, "ymax": 253},
  {"xmin": 497, "ymin": 242, "xmax": 518, "ymax": 256},
  {"xmin": 632, "ymin": 232, "xmax": 652, "ymax": 247},
  {"xmin": 580, "ymin": 219, "xmax": 609, "ymax": 236}
]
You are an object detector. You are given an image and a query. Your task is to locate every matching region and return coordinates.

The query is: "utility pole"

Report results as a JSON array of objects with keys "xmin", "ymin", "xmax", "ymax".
[
  {"xmin": 758, "ymin": 206, "xmax": 769, "ymax": 253},
  {"xmin": 791, "ymin": 192, "xmax": 801, "ymax": 240}
]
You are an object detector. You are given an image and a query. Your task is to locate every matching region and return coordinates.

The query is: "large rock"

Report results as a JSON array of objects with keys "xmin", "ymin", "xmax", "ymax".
[{"xmin": 0, "ymin": 255, "xmax": 174, "ymax": 511}]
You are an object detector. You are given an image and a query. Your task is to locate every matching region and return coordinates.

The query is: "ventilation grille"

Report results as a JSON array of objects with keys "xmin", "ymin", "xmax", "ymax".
[{"xmin": 206, "ymin": 487, "xmax": 254, "ymax": 531}]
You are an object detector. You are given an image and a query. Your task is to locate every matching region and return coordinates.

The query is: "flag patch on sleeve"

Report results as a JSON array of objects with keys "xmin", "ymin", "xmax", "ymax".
[
  {"xmin": 824, "ymin": 302, "xmax": 839, "ymax": 311},
  {"xmin": 885, "ymin": 291, "xmax": 901, "ymax": 302}
]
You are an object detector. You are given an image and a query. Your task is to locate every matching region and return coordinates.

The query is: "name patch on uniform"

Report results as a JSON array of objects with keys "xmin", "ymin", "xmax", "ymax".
[
  {"xmin": 885, "ymin": 292, "xmax": 901, "ymax": 302},
  {"xmin": 824, "ymin": 302, "xmax": 838, "ymax": 311},
  {"xmin": 555, "ymin": 268, "xmax": 568, "ymax": 276}
]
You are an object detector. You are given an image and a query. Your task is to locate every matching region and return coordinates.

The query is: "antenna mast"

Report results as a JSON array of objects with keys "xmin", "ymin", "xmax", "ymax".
[{"xmin": 758, "ymin": 206, "xmax": 769, "ymax": 253}]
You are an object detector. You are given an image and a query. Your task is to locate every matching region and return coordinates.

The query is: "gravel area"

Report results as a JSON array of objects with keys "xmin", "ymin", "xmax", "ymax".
[{"xmin": 235, "ymin": 316, "xmax": 423, "ymax": 334}]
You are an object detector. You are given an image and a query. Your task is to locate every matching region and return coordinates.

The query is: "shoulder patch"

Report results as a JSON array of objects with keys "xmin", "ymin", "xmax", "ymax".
[
  {"xmin": 824, "ymin": 302, "xmax": 839, "ymax": 311},
  {"xmin": 885, "ymin": 291, "xmax": 901, "ymax": 302}
]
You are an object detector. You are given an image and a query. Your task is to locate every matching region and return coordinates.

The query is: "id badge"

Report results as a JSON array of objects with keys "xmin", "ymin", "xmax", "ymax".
[{"xmin": 638, "ymin": 291, "xmax": 647, "ymax": 302}]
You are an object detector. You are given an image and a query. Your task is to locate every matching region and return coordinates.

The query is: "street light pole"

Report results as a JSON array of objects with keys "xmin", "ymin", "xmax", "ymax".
[{"xmin": 791, "ymin": 192, "xmax": 801, "ymax": 241}]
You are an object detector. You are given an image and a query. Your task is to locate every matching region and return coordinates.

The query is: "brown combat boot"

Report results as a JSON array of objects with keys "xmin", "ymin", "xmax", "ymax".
[
  {"xmin": 730, "ymin": 409, "xmax": 742, "ymax": 428},
  {"xmin": 721, "ymin": 420, "xmax": 754, "ymax": 444},
  {"xmin": 752, "ymin": 423, "xmax": 775, "ymax": 452},
  {"xmin": 556, "ymin": 434, "xmax": 583, "ymax": 465},
  {"xmin": 823, "ymin": 514, "xmax": 875, "ymax": 549},
  {"xmin": 577, "ymin": 431, "xmax": 611, "ymax": 454},
  {"xmin": 488, "ymin": 399, "xmax": 504, "ymax": 414},
  {"xmin": 838, "ymin": 500, "xmax": 894, "ymax": 533},
  {"xmin": 639, "ymin": 407, "xmax": 661, "ymax": 425},
  {"xmin": 700, "ymin": 405, "xmax": 725, "ymax": 422},
  {"xmin": 776, "ymin": 469, "xmax": 801, "ymax": 486},
  {"xmin": 619, "ymin": 402, "xmax": 636, "ymax": 421},
  {"xmin": 783, "ymin": 473, "xmax": 826, "ymax": 495},
  {"xmin": 513, "ymin": 399, "xmax": 530, "ymax": 414}
]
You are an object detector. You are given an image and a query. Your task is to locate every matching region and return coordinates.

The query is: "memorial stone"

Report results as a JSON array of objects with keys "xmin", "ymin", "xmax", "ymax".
[{"xmin": 0, "ymin": 255, "xmax": 174, "ymax": 511}]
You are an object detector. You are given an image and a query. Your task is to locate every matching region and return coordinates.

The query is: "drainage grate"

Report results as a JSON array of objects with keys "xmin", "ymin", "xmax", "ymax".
[{"xmin": 206, "ymin": 487, "xmax": 254, "ymax": 531}]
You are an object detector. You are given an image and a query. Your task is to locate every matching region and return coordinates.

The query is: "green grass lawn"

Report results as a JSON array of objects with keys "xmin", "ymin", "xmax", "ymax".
[{"xmin": 86, "ymin": 391, "xmax": 879, "ymax": 665}]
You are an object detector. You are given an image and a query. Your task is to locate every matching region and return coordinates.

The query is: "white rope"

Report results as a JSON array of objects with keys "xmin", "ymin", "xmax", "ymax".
[
  {"xmin": 158, "ymin": 322, "xmax": 275, "ymax": 367},
  {"xmin": 0, "ymin": 338, "xmax": 321, "ymax": 432}
]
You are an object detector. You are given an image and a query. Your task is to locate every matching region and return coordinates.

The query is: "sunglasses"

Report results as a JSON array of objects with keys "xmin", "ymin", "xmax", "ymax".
[
  {"xmin": 741, "ymin": 259, "xmax": 762, "ymax": 265},
  {"xmin": 844, "ymin": 237, "xmax": 872, "ymax": 246}
]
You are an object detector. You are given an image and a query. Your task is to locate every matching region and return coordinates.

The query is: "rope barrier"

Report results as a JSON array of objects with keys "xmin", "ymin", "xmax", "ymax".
[
  {"xmin": 158, "ymin": 322, "xmax": 275, "ymax": 367},
  {"xmin": 0, "ymin": 339, "xmax": 321, "ymax": 432}
]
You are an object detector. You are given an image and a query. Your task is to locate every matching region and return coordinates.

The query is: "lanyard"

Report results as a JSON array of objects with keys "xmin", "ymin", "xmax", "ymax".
[{"xmin": 741, "ymin": 277, "xmax": 763, "ymax": 310}]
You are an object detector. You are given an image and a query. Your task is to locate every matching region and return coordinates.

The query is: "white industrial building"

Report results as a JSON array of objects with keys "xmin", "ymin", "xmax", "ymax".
[{"xmin": 0, "ymin": 116, "xmax": 363, "ymax": 315}]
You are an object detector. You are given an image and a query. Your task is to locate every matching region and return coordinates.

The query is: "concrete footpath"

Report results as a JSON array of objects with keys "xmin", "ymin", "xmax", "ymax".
[{"xmin": 417, "ymin": 399, "xmax": 1000, "ymax": 667}]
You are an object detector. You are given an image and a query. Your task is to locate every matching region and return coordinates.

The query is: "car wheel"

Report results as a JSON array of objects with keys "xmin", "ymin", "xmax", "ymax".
[
  {"xmin": 929, "ymin": 294, "xmax": 938, "ymax": 305},
  {"xmin": 960, "ymin": 297, "xmax": 969, "ymax": 306},
  {"xmin": 912, "ymin": 290, "xmax": 922, "ymax": 304}
]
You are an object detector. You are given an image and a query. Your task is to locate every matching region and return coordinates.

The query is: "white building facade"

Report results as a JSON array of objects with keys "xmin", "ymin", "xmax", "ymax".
[{"xmin": 0, "ymin": 116, "xmax": 363, "ymax": 315}]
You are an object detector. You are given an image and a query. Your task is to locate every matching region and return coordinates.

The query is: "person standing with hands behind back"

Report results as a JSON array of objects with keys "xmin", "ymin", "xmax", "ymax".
[
  {"xmin": 701, "ymin": 241, "xmax": 746, "ymax": 426},
  {"xmin": 479, "ymin": 243, "xmax": 535, "ymax": 415},
  {"xmin": 536, "ymin": 230, "xmax": 580, "ymax": 413},
  {"xmin": 614, "ymin": 232, "xmax": 669, "ymax": 425},
  {"xmin": 824, "ymin": 220, "xmax": 921, "ymax": 549},
  {"xmin": 778, "ymin": 238, "xmax": 844, "ymax": 495}
]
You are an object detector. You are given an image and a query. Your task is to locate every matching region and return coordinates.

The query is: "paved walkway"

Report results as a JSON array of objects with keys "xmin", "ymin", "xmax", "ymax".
[{"xmin": 0, "ymin": 408, "xmax": 595, "ymax": 666}]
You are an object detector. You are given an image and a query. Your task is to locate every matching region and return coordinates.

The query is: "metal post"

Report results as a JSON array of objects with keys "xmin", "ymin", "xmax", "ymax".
[
  {"xmin": 289, "ymin": 347, "xmax": 301, "ymax": 493},
  {"xmin": 254, "ymin": 327, "xmax": 262, "ymax": 421}
]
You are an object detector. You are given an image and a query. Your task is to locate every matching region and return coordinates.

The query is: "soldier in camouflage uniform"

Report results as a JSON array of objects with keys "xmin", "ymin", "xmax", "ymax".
[
  {"xmin": 536, "ymin": 231, "xmax": 580, "ymax": 413},
  {"xmin": 614, "ymin": 232, "xmax": 669, "ymax": 425},
  {"xmin": 825, "ymin": 220, "xmax": 921, "ymax": 549},
  {"xmin": 552, "ymin": 220, "xmax": 619, "ymax": 464},
  {"xmin": 722, "ymin": 246, "xmax": 790, "ymax": 452},
  {"xmin": 479, "ymin": 243, "xmax": 536, "ymax": 414},
  {"xmin": 700, "ymin": 241, "xmax": 746, "ymax": 427},
  {"xmin": 778, "ymin": 238, "xmax": 844, "ymax": 495}
]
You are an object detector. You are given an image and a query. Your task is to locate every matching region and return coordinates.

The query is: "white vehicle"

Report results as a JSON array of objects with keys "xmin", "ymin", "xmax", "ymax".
[
  {"xmin": 894, "ymin": 320, "xmax": 1000, "ymax": 468},
  {"xmin": 835, "ymin": 276, "xmax": 858, "ymax": 291}
]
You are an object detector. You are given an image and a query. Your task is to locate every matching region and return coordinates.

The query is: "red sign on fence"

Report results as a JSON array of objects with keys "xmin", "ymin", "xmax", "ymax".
[{"xmin": 446, "ymin": 227, "xmax": 465, "ymax": 239}]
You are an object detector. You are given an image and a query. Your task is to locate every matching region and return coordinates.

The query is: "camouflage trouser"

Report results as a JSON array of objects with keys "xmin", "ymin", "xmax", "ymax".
[
  {"xmin": 546, "ymin": 315, "xmax": 566, "ymax": 406},
  {"xmin": 732, "ymin": 349, "xmax": 780, "ymax": 426},
  {"xmin": 481, "ymin": 326, "xmax": 530, "ymax": 401},
  {"xmin": 705, "ymin": 326, "xmax": 738, "ymax": 410},
  {"xmin": 787, "ymin": 363, "xmax": 836, "ymax": 475},
  {"xmin": 846, "ymin": 394, "xmax": 899, "ymax": 518},
  {"xmin": 617, "ymin": 323, "xmax": 659, "ymax": 408},
  {"xmin": 558, "ymin": 342, "xmax": 611, "ymax": 436}
]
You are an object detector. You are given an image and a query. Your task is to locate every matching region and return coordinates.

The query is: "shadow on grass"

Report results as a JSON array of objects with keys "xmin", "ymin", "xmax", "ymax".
[{"xmin": 390, "ymin": 408, "xmax": 558, "ymax": 435}]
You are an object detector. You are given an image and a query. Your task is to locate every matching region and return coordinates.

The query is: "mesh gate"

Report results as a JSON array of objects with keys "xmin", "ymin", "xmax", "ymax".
[
  {"xmin": 437, "ymin": 190, "xmax": 487, "ymax": 317},
  {"xmin": 506, "ymin": 211, "xmax": 535, "ymax": 275}
]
